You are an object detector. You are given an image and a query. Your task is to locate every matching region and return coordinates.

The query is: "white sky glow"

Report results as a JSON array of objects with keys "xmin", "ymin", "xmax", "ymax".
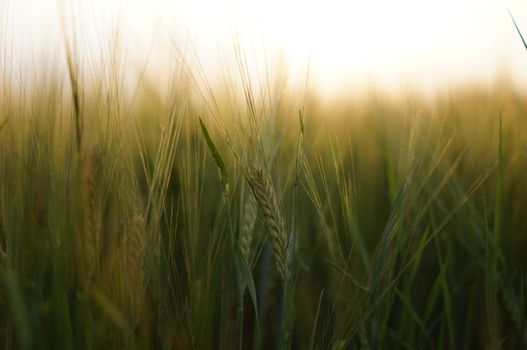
[{"xmin": 2, "ymin": 0, "xmax": 527, "ymax": 94}]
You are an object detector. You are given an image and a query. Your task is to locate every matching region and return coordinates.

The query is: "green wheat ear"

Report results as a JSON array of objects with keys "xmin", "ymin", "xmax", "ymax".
[
  {"xmin": 246, "ymin": 165, "xmax": 288, "ymax": 284},
  {"xmin": 239, "ymin": 193, "xmax": 257, "ymax": 262}
]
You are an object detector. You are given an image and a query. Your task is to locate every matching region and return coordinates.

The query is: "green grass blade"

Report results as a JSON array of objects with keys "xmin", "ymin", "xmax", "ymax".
[
  {"xmin": 199, "ymin": 116, "xmax": 231, "ymax": 195},
  {"xmin": 4, "ymin": 270, "xmax": 32, "ymax": 349},
  {"xmin": 309, "ymin": 290, "xmax": 324, "ymax": 350},
  {"xmin": 234, "ymin": 247, "xmax": 260, "ymax": 343},
  {"xmin": 508, "ymin": 8, "xmax": 527, "ymax": 52}
]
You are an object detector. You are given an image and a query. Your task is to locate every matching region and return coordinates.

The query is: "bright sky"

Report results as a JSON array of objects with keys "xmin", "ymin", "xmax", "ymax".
[{"xmin": 2, "ymin": 0, "xmax": 527, "ymax": 94}]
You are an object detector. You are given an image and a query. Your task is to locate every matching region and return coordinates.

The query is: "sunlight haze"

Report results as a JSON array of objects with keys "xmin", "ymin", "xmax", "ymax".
[{"xmin": 3, "ymin": 0, "xmax": 527, "ymax": 94}]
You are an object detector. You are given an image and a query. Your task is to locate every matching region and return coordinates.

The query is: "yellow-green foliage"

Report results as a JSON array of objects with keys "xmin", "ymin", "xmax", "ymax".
[{"xmin": 0, "ymin": 52, "xmax": 526, "ymax": 349}]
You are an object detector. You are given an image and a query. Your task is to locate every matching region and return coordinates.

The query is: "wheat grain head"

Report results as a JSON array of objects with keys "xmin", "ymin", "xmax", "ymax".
[{"xmin": 246, "ymin": 165, "xmax": 289, "ymax": 283}]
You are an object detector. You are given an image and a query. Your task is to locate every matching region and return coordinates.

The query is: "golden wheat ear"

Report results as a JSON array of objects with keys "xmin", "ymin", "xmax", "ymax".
[{"xmin": 246, "ymin": 165, "xmax": 289, "ymax": 283}]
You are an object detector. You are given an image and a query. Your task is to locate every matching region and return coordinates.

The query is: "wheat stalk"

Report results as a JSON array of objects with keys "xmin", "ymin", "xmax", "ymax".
[
  {"xmin": 84, "ymin": 144, "xmax": 102, "ymax": 279},
  {"xmin": 246, "ymin": 165, "xmax": 288, "ymax": 283}
]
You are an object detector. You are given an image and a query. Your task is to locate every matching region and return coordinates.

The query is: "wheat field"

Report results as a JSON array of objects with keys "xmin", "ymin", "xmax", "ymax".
[{"xmin": 1, "ymin": 4, "xmax": 527, "ymax": 350}]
